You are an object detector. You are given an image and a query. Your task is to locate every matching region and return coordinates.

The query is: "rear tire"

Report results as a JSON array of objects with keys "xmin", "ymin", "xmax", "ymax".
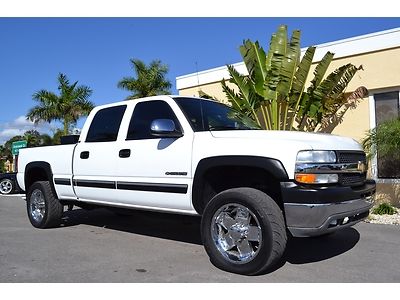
[
  {"xmin": 201, "ymin": 187, "xmax": 287, "ymax": 275},
  {"xmin": 27, "ymin": 181, "xmax": 63, "ymax": 228}
]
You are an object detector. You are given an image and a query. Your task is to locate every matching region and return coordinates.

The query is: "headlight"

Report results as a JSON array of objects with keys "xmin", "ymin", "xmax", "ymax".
[
  {"xmin": 296, "ymin": 150, "xmax": 336, "ymax": 163},
  {"xmin": 295, "ymin": 150, "xmax": 338, "ymax": 184}
]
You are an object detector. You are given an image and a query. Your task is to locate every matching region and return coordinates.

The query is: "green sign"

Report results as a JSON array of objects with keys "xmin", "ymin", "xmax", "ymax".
[{"xmin": 12, "ymin": 140, "xmax": 27, "ymax": 155}]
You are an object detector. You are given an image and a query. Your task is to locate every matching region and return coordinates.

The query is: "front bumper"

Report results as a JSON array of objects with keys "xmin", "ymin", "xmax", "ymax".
[{"xmin": 281, "ymin": 180, "xmax": 376, "ymax": 237}]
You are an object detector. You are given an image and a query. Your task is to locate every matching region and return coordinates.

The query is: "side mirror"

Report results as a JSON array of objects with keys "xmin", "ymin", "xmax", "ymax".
[{"xmin": 150, "ymin": 119, "xmax": 183, "ymax": 138}]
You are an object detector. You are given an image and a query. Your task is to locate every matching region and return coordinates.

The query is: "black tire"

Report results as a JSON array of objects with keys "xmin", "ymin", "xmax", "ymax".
[
  {"xmin": 201, "ymin": 187, "xmax": 287, "ymax": 275},
  {"xmin": 26, "ymin": 181, "xmax": 64, "ymax": 228},
  {"xmin": 0, "ymin": 178, "xmax": 14, "ymax": 195}
]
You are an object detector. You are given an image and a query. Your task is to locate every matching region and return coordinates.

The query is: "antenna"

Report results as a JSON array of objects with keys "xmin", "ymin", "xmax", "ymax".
[{"xmin": 195, "ymin": 61, "xmax": 200, "ymax": 94}]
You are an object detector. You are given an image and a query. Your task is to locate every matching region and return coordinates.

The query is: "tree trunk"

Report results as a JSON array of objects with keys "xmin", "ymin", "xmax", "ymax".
[{"xmin": 63, "ymin": 121, "xmax": 70, "ymax": 136}]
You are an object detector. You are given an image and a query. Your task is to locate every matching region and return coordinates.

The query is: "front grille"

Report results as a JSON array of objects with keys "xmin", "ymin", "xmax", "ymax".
[
  {"xmin": 337, "ymin": 151, "xmax": 366, "ymax": 164},
  {"xmin": 337, "ymin": 151, "xmax": 367, "ymax": 187},
  {"xmin": 338, "ymin": 173, "xmax": 367, "ymax": 186}
]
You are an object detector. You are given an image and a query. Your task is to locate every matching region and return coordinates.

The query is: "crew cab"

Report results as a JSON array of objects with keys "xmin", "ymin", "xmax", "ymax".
[{"xmin": 17, "ymin": 95, "xmax": 376, "ymax": 275}]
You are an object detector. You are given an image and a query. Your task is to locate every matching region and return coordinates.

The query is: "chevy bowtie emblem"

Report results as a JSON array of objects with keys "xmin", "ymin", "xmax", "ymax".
[{"xmin": 357, "ymin": 161, "xmax": 367, "ymax": 173}]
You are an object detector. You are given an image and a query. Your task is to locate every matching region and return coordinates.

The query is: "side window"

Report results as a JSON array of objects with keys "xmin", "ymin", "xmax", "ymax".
[
  {"xmin": 127, "ymin": 100, "xmax": 181, "ymax": 140},
  {"xmin": 85, "ymin": 105, "xmax": 127, "ymax": 142}
]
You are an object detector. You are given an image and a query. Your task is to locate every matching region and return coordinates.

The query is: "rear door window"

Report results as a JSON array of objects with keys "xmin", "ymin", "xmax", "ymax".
[{"xmin": 85, "ymin": 105, "xmax": 127, "ymax": 142}]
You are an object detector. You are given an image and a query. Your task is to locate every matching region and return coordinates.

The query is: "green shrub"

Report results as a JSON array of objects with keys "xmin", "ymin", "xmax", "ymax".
[{"xmin": 372, "ymin": 202, "xmax": 397, "ymax": 215}]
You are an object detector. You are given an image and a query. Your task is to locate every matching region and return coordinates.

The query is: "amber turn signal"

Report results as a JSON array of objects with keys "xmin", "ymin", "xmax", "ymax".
[
  {"xmin": 295, "ymin": 173, "xmax": 338, "ymax": 184},
  {"xmin": 295, "ymin": 174, "xmax": 317, "ymax": 184}
]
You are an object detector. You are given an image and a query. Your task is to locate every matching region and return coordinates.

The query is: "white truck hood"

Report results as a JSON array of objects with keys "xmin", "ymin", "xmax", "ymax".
[
  {"xmin": 210, "ymin": 130, "xmax": 363, "ymax": 151},
  {"xmin": 192, "ymin": 130, "xmax": 364, "ymax": 180}
]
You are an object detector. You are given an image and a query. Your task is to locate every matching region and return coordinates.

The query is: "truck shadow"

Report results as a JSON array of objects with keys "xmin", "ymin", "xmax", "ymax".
[
  {"xmin": 61, "ymin": 208, "xmax": 203, "ymax": 245},
  {"xmin": 61, "ymin": 208, "xmax": 360, "ymax": 272},
  {"xmin": 264, "ymin": 228, "xmax": 360, "ymax": 274},
  {"xmin": 285, "ymin": 229, "xmax": 360, "ymax": 265}
]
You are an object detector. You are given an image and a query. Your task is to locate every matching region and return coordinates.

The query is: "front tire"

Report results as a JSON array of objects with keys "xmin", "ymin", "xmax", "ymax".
[
  {"xmin": 0, "ymin": 178, "xmax": 14, "ymax": 195},
  {"xmin": 27, "ymin": 181, "xmax": 63, "ymax": 228},
  {"xmin": 201, "ymin": 188, "xmax": 287, "ymax": 275}
]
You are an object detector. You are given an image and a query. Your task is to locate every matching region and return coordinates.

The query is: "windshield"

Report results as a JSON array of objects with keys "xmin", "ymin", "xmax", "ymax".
[{"xmin": 174, "ymin": 97, "xmax": 260, "ymax": 132}]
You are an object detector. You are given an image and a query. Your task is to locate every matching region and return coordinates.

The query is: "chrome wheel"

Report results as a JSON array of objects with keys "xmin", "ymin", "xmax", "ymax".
[
  {"xmin": 211, "ymin": 203, "xmax": 262, "ymax": 264},
  {"xmin": 0, "ymin": 179, "xmax": 13, "ymax": 194},
  {"xmin": 29, "ymin": 189, "xmax": 46, "ymax": 223}
]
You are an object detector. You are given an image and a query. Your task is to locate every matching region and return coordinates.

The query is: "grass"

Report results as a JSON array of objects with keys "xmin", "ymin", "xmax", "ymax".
[{"xmin": 372, "ymin": 202, "xmax": 397, "ymax": 215}]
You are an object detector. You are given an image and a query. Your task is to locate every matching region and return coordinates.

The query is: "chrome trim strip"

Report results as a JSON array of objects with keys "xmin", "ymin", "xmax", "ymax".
[{"xmin": 295, "ymin": 162, "xmax": 367, "ymax": 174}]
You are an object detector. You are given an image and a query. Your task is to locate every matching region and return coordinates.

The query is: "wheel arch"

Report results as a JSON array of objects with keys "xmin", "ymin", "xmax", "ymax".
[
  {"xmin": 192, "ymin": 156, "xmax": 289, "ymax": 215},
  {"xmin": 24, "ymin": 161, "xmax": 58, "ymax": 198}
]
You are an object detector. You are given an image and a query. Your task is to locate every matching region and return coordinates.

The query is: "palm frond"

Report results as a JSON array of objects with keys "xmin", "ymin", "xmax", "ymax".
[{"xmin": 240, "ymin": 40, "xmax": 267, "ymax": 96}]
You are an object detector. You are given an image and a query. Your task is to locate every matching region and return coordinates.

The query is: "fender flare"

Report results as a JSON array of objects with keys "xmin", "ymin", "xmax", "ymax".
[
  {"xmin": 192, "ymin": 155, "xmax": 289, "ymax": 214},
  {"xmin": 24, "ymin": 161, "xmax": 57, "ymax": 197}
]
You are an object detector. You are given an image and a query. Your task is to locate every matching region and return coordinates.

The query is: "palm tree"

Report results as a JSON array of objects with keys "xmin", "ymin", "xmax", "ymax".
[
  {"xmin": 27, "ymin": 73, "xmax": 94, "ymax": 135},
  {"xmin": 117, "ymin": 59, "xmax": 172, "ymax": 99},
  {"xmin": 23, "ymin": 130, "xmax": 52, "ymax": 147},
  {"xmin": 220, "ymin": 25, "xmax": 368, "ymax": 131}
]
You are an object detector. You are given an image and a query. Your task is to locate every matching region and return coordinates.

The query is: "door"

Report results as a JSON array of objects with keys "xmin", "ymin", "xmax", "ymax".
[
  {"xmin": 115, "ymin": 99, "xmax": 194, "ymax": 211},
  {"xmin": 73, "ymin": 104, "xmax": 127, "ymax": 202}
]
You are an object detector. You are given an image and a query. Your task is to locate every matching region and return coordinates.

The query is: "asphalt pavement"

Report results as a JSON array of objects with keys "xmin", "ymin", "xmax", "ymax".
[{"xmin": 1, "ymin": 194, "xmax": 399, "ymax": 282}]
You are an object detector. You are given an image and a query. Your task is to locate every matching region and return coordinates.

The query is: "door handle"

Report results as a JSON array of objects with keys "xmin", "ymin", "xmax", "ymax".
[
  {"xmin": 119, "ymin": 149, "xmax": 131, "ymax": 158},
  {"xmin": 80, "ymin": 151, "xmax": 89, "ymax": 159}
]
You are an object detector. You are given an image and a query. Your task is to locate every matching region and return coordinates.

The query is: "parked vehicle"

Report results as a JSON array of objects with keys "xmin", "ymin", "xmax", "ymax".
[
  {"xmin": 0, "ymin": 172, "xmax": 20, "ymax": 195},
  {"xmin": 16, "ymin": 96, "xmax": 376, "ymax": 275}
]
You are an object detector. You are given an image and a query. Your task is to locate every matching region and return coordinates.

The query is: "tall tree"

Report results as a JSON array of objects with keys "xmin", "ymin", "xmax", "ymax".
[
  {"xmin": 27, "ymin": 73, "xmax": 94, "ymax": 135},
  {"xmin": 219, "ymin": 25, "xmax": 368, "ymax": 132},
  {"xmin": 118, "ymin": 59, "xmax": 172, "ymax": 99},
  {"xmin": 1, "ymin": 130, "xmax": 53, "ymax": 162},
  {"xmin": 23, "ymin": 130, "xmax": 52, "ymax": 147}
]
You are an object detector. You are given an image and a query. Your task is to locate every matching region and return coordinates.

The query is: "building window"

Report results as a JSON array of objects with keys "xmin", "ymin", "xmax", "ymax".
[{"xmin": 374, "ymin": 91, "xmax": 400, "ymax": 178}]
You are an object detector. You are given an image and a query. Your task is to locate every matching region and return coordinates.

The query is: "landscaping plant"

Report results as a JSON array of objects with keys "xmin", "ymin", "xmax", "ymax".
[{"xmin": 210, "ymin": 25, "xmax": 369, "ymax": 131}]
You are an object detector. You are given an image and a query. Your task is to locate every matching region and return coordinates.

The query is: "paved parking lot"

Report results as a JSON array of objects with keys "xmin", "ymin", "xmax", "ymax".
[{"xmin": 1, "ymin": 194, "xmax": 399, "ymax": 282}]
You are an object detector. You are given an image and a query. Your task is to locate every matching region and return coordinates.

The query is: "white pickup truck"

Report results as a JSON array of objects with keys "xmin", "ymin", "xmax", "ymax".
[{"xmin": 17, "ymin": 95, "xmax": 376, "ymax": 275}]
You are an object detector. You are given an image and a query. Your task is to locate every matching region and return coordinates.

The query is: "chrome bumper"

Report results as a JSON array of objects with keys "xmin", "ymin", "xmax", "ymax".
[{"xmin": 285, "ymin": 196, "xmax": 374, "ymax": 237}]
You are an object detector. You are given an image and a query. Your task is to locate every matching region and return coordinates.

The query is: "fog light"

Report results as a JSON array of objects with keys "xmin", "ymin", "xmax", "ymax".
[
  {"xmin": 329, "ymin": 220, "xmax": 338, "ymax": 226},
  {"xmin": 295, "ymin": 173, "xmax": 338, "ymax": 184},
  {"xmin": 342, "ymin": 217, "xmax": 349, "ymax": 225}
]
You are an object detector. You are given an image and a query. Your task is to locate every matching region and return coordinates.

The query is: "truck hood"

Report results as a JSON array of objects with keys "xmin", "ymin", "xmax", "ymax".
[{"xmin": 210, "ymin": 130, "xmax": 363, "ymax": 151}]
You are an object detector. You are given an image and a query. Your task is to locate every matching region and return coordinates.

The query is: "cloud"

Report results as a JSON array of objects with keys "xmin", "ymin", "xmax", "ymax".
[
  {"xmin": 0, "ymin": 128, "xmax": 25, "ymax": 138},
  {"xmin": 13, "ymin": 116, "xmax": 35, "ymax": 127},
  {"xmin": 0, "ymin": 116, "xmax": 58, "ymax": 145}
]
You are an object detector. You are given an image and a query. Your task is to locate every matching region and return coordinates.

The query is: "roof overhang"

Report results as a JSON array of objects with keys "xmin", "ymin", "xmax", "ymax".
[{"xmin": 176, "ymin": 27, "xmax": 400, "ymax": 90}]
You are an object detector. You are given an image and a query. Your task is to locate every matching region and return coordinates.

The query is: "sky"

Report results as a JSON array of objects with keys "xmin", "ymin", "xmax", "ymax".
[{"xmin": 1, "ymin": 17, "xmax": 400, "ymax": 144}]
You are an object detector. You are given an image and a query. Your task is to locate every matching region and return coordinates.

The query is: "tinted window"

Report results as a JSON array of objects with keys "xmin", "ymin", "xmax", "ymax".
[
  {"xmin": 86, "ymin": 105, "xmax": 126, "ymax": 142},
  {"xmin": 375, "ymin": 92, "xmax": 399, "ymax": 125},
  {"xmin": 174, "ymin": 98, "xmax": 204, "ymax": 131},
  {"xmin": 374, "ymin": 91, "xmax": 400, "ymax": 178},
  {"xmin": 127, "ymin": 100, "xmax": 181, "ymax": 140},
  {"xmin": 174, "ymin": 97, "xmax": 259, "ymax": 131}
]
